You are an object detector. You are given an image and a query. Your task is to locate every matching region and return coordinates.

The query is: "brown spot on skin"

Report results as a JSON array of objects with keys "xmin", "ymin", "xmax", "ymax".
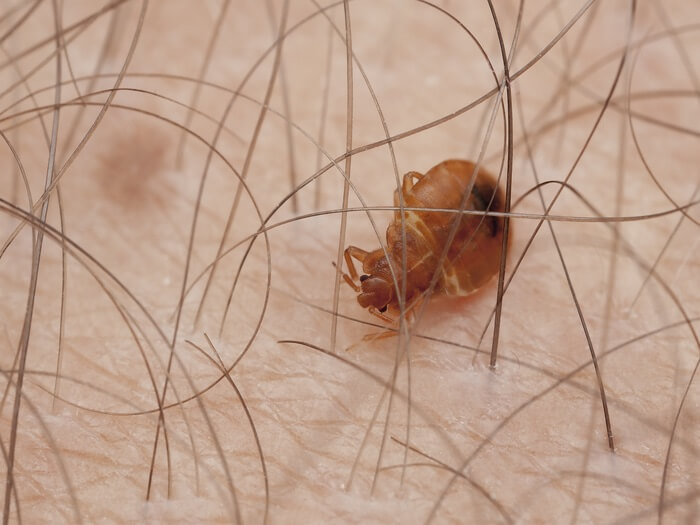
[{"xmin": 94, "ymin": 116, "xmax": 171, "ymax": 210}]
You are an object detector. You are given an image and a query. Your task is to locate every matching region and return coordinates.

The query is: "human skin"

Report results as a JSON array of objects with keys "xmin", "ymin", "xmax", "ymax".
[{"xmin": 0, "ymin": 1, "xmax": 698, "ymax": 523}]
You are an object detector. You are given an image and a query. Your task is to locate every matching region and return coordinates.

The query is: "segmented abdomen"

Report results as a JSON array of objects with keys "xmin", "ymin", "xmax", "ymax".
[{"xmin": 389, "ymin": 159, "xmax": 506, "ymax": 297}]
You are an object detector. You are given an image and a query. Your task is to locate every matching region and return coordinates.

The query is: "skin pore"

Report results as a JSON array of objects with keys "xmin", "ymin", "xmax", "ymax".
[{"xmin": 0, "ymin": 0, "xmax": 698, "ymax": 523}]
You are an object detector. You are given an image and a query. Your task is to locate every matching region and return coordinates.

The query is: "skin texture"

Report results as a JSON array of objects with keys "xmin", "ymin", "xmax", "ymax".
[{"xmin": 0, "ymin": 1, "xmax": 698, "ymax": 523}]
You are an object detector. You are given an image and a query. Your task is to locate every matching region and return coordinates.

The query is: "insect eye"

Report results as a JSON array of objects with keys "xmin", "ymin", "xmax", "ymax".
[
  {"xmin": 360, "ymin": 274, "xmax": 369, "ymax": 282},
  {"xmin": 379, "ymin": 305, "xmax": 387, "ymax": 313}
]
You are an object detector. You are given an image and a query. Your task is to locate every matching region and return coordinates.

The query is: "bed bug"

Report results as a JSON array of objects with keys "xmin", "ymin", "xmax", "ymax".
[{"xmin": 341, "ymin": 159, "xmax": 508, "ymax": 322}]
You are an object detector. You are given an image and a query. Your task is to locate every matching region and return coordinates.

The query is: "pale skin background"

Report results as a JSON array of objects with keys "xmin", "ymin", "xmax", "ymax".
[{"xmin": 0, "ymin": 0, "xmax": 698, "ymax": 523}]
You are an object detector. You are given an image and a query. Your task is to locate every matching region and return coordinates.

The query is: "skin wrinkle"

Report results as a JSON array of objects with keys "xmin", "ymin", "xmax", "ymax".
[{"xmin": 0, "ymin": 1, "xmax": 697, "ymax": 523}]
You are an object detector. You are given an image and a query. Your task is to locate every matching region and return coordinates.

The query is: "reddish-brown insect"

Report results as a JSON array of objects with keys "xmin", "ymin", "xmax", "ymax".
[{"xmin": 342, "ymin": 159, "xmax": 508, "ymax": 322}]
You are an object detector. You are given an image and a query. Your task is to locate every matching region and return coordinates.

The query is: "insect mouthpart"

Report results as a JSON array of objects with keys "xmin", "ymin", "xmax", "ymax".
[{"xmin": 360, "ymin": 274, "xmax": 369, "ymax": 282}]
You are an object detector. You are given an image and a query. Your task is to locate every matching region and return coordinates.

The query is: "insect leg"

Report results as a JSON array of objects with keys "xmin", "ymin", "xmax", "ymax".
[
  {"xmin": 402, "ymin": 171, "xmax": 423, "ymax": 195},
  {"xmin": 343, "ymin": 246, "xmax": 368, "ymax": 282},
  {"xmin": 341, "ymin": 272, "xmax": 360, "ymax": 292},
  {"xmin": 394, "ymin": 171, "xmax": 423, "ymax": 218},
  {"xmin": 361, "ymin": 329, "xmax": 397, "ymax": 344},
  {"xmin": 368, "ymin": 306, "xmax": 394, "ymax": 324},
  {"xmin": 345, "ymin": 329, "xmax": 396, "ymax": 351},
  {"xmin": 331, "ymin": 261, "xmax": 362, "ymax": 292}
]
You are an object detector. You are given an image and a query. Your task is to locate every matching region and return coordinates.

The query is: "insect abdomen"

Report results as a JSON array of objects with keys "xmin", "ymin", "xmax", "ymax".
[{"xmin": 395, "ymin": 159, "xmax": 507, "ymax": 296}]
